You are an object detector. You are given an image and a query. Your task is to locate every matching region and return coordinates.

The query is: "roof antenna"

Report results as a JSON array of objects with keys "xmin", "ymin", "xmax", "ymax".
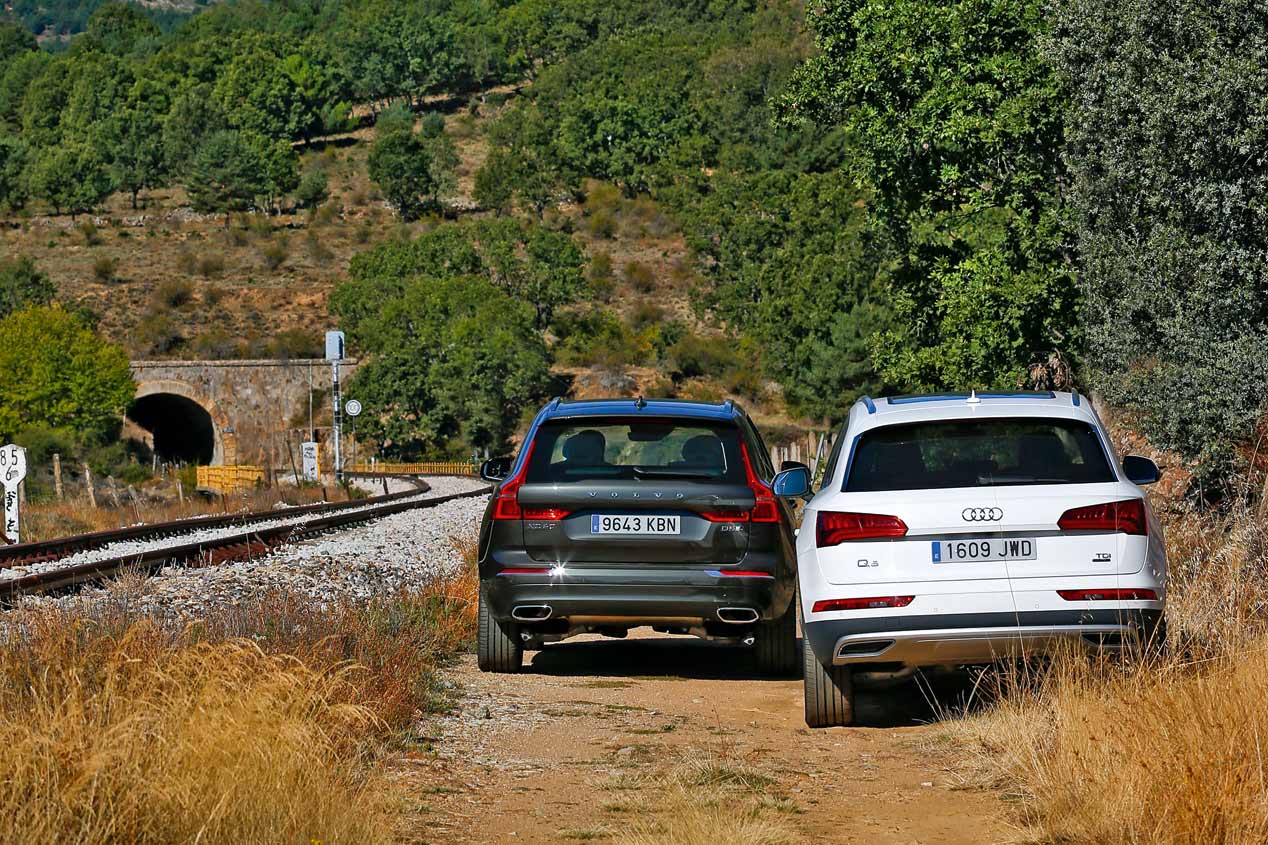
[
  {"xmin": 634, "ymin": 395, "xmax": 647, "ymax": 410},
  {"xmin": 966, "ymin": 389, "xmax": 981, "ymax": 405}
]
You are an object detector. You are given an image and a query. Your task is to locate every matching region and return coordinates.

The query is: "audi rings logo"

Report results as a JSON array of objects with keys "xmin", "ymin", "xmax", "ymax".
[{"xmin": 962, "ymin": 507, "xmax": 1004, "ymax": 522}]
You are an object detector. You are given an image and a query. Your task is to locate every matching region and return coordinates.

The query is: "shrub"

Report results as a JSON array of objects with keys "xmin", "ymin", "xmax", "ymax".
[
  {"xmin": 77, "ymin": 221, "xmax": 100, "ymax": 245},
  {"xmin": 202, "ymin": 286, "xmax": 225, "ymax": 307},
  {"xmin": 134, "ymin": 311, "xmax": 183, "ymax": 355},
  {"xmin": 191, "ymin": 329, "xmax": 238, "ymax": 359},
  {"xmin": 259, "ymin": 239, "xmax": 289, "ymax": 271},
  {"xmin": 584, "ymin": 210, "xmax": 617, "ymax": 238},
  {"xmin": 305, "ymin": 233, "xmax": 335, "ymax": 265},
  {"xmin": 196, "ymin": 254, "xmax": 225, "ymax": 278},
  {"xmin": 631, "ymin": 301, "xmax": 664, "ymax": 329},
  {"xmin": 154, "ymin": 280, "xmax": 193, "ymax": 309},
  {"xmin": 588, "ymin": 250, "xmax": 613, "ymax": 281},
  {"xmin": 176, "ymin": 250, "xmax": 197, "ymax": 275},
  {"xmin": 91, "ymin": 256, "xmax": 117, "ymax": 282},
  {"xmin": 294, "ymin": 168, "xmax": 329, "ymax": 210},
  {"xmin": 623, "ymin": 260, "xmax": 656, "ymax": 293},
  {"xmin": 267, "ymin": 328, "xmax": 323, "ymax": 360},
  {"xmin": 667, "ymin": 333, "xmax": 742, "ymax": 380}
]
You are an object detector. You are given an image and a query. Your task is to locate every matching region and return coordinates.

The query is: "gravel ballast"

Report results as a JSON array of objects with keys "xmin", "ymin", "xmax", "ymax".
[{"xmin": 17, "ymin": 476, "xmax": 489, "ymax": 615}]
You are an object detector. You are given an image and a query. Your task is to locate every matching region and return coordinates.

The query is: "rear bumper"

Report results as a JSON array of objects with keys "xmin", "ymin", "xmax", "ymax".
[
  {"xmin": 482, "ymin": 564, "xmax": 789, "ymax": 627},
  {"xmin": 804, "ymin": 609, "xmax": 1163, "ymax": 667}
]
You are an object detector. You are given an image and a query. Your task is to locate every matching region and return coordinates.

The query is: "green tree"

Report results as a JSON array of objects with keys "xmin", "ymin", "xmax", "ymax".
[
  {"xmin": 96, "ymin": 79, "xmax": 168, "ymax": 208},
  {"xmin": 0, "ymin": 135, "xmax": 28, "ymax": 210},
  {"xmin": 366, "ymin": 129, "xmax": 437, "ymax": 220},
  {"xmin": 183, "ymin": 129, "xmax": 268, "ymax": 218},
  {"xmin": 779, "ymin": 0, "xmax": 1075, "ymax": 391},
  {"xmin": 84, "ymin": 3, "xmax": 160, "ymax": 55},
  {"xmin": 333, "ymin": 218, "xmax": 586, "ymax": 337},
  {"xmin": 0, "ymin": 305, "xmax": 135, "ymax": 444},
  {"xmin": 679, "ymin": 168, "xmax": 893, "ymax": 420},
  {"xmin": 346, "ymin": 277, "xmax": 552, "ymax": 457},
  {"xmin": 28, "ymin": 141, "xmax": 112, "ymax": 218},
  {"xmin": 0, "ymin": 22, "xmax": 36, "ymax": 65},
  {"xmin": 1049, "ymin": 0, "xmax": 1268, "ymax": 480},
  {"xmin": 0, "ymin": 256, "xmax": 54, "ymax": 318},
  {"xmin": 161, "ymin": 87, "xmax": 225, "ymax": 176}
]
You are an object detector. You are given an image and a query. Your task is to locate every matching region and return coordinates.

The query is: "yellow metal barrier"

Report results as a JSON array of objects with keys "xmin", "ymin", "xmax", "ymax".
[
  {"xmin": 197, "ymin": 465, "xmax": 266, "ymax": 494},
  {"xmin": 346, "ymin": 461, "xmax": 477, "ymax": 476}
]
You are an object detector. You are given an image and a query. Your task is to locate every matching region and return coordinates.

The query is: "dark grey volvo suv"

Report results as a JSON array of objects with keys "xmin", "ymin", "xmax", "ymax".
[{"xmin": 475, "ymin": 398, "xmax": 810, "ymax": 674}]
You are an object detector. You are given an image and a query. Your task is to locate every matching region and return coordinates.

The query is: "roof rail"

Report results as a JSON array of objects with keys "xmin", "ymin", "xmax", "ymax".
[
  {"xmin": 723, "ymin": 398, "xmax": 735, "ymax": 415},
  {"xmin": 1071, "ymin": 390, "xmax": 1081, "ymax": 407},
  {"xmin": 860, "ymin": 395, "xmax": 876, "ymax": 414},
  {"xmin": 546, "ymin": 397, "xmax": 563, "ymax": 412}
]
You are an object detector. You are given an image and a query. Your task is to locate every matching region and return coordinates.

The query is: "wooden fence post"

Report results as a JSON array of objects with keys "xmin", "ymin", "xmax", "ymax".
[
  {"xmin": 53, "ymin": 453, "xmax": 63, "ymax": 501},
  {"xmin": 83, "ymin": 463, "xmax": 97, "ymax": 508}
]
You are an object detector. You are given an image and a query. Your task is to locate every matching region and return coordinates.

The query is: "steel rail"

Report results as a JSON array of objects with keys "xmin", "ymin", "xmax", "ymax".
[
  {"xmin": 0, "ymin": 484, "xmax": 491, "ymax": 603},
  {"xmin": 0, "ymin": 473, "xmax": 454, "ymax": 567}
]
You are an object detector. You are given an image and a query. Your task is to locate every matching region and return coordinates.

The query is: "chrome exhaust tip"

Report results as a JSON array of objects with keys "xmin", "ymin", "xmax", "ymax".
[
  {"xmin": 718, "ymin": 607, "xmax": 759, "ymax": 624},
  {"xmin": 512, "ymin": 605, "xmax": 553, "ymax": 622},
  {"xmin": 742, "ymin": 635, "xmax": 756, "ymax": 647}
]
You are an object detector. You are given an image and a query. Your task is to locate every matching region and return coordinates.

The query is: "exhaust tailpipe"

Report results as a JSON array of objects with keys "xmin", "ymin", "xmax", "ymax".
[
  {"xmin": 717, "ymin": 607, "xmax": 759, "ymax": 624},
  {"xmin": 512, "ymin": 605, "xmax": 553, "ymax": 622}
]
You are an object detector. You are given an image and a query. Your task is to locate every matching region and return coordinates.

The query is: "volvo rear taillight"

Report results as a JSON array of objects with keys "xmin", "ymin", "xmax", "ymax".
[
  {"xmin": 816, "ymin": 511, "xmax": 908, "ymax": 547},
  {"xmin": 700, "ymin": 442, "xmax": 780, "ymax": 523},
  {"xmin": 812, "ymin": 596, "xmax": 915, "ymax": 612},
  {"xmin": 739, "ymin": 441, "xmax": 779, "ymax": 522},
  {"xmin": 522, "ymin": 507, "xmax": 571, "ymax": 521},
  {"xmin": 491, "ymin": 442, "xmax": 534, "ymax": 520},
  {"xmin": 1057, "ymin": 499, "xmax": 1147, "ymax": 536},
  {"xmin": 1058, "ymin": 588, "xmax": 1157, "ymax": 601}
]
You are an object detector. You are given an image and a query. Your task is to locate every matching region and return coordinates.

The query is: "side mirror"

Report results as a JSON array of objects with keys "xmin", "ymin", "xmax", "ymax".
[
  {"xmin": 480, "ymin": 457, "xmax": 511, "ymax": 482},
  {"xmin": 772, "ymin": 466, "xmax": 811, "ymax": 498},
  {"xmin": 780, "ymin": 460, "xmax": 808, "ymax": 473},
  {"xmin": 1122, "ymin": 455, "xmax": 1160, "ymax": 486}
]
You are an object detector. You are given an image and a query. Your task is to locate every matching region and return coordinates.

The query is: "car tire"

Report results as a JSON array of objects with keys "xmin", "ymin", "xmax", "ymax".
[
  {"xmin": 754, "ymin": 600, "xmax": 798, "ymax": 677},
  {"xmin": 477, "ymin": 586, "xmax": 522, "ymax": 673},
  {"xmin": 802, "ymin": 633, "xmax": 854, "ymax": 727}
]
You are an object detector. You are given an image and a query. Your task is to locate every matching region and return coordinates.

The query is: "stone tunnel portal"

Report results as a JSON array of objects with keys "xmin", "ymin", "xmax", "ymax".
[{"xmin": 127, "ymin": 393, "xmax": 217, "ymax": 464}]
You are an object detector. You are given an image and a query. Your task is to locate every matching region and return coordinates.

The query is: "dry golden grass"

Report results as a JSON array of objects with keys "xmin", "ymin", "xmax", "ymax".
[
  {"xmin": 613, "ymin": 747, "xmax": 799, "ymax": 845},
  {"xmin": 21, "ymin": 482, "xmax": 359, "ymax": 543},
  {"xmin": 0, "ymin": 540, "xmax": 478, "ymax": 844},
  {"xmin": 945, "ymin": 503, "xmax": 1268, "ymax": 844}
]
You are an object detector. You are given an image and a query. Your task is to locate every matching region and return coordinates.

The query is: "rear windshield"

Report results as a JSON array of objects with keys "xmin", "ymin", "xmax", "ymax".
[
  {"xmin": 844, "ymin": 418, "xmax": 1116, "ymax": 492},
  {"xmin": 526, "ymin": 418, "xmax": 743, "ymax": 483}
]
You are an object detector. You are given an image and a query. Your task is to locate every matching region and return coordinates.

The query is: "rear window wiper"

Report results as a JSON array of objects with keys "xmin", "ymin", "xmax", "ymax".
[{"xmin": 632, "ymin": 467, "xmax": 719, "ymax": 480}]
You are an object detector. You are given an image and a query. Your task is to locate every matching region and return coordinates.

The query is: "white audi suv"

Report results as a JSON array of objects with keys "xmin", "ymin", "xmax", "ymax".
[{"xmin": 794, "ymin": 391, "xmax": 1167, "ymax": 727}]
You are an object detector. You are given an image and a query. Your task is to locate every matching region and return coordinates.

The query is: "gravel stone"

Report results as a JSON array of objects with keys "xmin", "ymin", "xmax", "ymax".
[{"xmin": 17, "ymin": 475, "xmax": 490, "ymax": 616}]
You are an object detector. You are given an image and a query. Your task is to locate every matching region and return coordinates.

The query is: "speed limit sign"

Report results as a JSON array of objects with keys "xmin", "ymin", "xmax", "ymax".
[{"xmin": 344, "ymin": 399, "xmax": 362, "ymax": 417}]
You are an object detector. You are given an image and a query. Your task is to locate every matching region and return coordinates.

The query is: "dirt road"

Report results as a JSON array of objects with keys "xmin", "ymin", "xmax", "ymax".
[{"xmin": 408, "ymin": 632, "xmax": 1008, "ymax": 844}]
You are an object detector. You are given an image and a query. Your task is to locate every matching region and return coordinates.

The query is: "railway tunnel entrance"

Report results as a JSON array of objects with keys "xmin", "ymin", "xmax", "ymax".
[{"xmin": 127, "ymin": 393, "xmax": 217, "ymax": 464}]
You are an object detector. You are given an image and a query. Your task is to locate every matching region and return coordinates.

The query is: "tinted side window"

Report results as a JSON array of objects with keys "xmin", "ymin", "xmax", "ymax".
[
  {"xmin": 819, "ymin": 423, "xmax": 848, "ymax": 491},
  {"xmin": 526, "ymin": 418, "xmax": 744, "ymax": 483},
  {"xmin": 844, "ymin": 418, "xmax": 1115, "ymax": 492}
]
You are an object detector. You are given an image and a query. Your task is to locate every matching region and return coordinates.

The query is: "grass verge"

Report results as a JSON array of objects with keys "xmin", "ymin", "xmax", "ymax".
[
  {"xmin": 0, "ymin": 548, "xmax": 477, "ymax": 844},
  {"xmin": 945, "ymin": 503, "xmax": 1268, "ymax": 844}
]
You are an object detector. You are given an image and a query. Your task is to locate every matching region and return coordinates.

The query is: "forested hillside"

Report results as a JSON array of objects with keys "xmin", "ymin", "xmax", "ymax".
[{"xmin": 1, "ymin": 0, "xmax": 1266, "ymax": 487}]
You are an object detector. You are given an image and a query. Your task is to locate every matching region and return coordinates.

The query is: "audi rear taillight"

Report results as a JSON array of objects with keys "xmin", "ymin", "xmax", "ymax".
[
  {"xmin": 816, "ymin": 511, "xmax": 908, "ymax": 547},
  {"xmin": 1058, "ymin": 588, "xmax": 1157, "ymax": 601},
  {"xmin": 491, "ymin": 442, "xmax": 534, "ymax": 520},
  {"xmin": 812, "ymin": 596, "xmax": 915, "ymax": 613},
  {"xmin": 1057, "ymin": 499, "xmax": 1147, "ymax": 536}
]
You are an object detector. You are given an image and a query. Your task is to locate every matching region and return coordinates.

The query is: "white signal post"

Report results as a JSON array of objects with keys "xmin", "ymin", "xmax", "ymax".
[
  {"xmin": 1, "ymin": 443, "xmax": 28, "ymax": 544},
  {"xmin": 326, "ymin": 330, "xmax": 346, "ymax": 484}
]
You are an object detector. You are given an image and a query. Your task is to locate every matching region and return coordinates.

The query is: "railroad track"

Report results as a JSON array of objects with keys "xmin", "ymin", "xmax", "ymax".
[{"xmin": 0, "ymin": 478, "xmax": 491, "ymax": 603}]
